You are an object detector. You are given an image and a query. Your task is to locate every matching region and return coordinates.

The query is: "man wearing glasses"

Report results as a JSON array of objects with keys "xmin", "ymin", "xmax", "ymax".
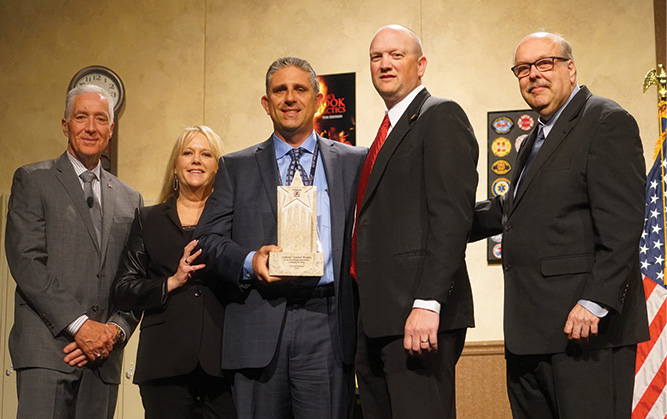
[{"xmin": 472, "ymin": 32, "xmax": 649, "ymax": 418}]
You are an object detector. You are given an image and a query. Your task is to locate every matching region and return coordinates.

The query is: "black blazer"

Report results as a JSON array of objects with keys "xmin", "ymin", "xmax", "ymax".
[
  {"xmin": 473, "ymin": 86, "xmax": 650, "ymax": 355},
  {"xmin": 356, "ymin": 88, "xmax": 479, "ymax": 338},
  {"xmin": 112, "ymin": 199, "xmax": 228, "ymax": 383},
  {"xmin": 196, "ymin": 135, "xmax": 367, "ymax": 369}
]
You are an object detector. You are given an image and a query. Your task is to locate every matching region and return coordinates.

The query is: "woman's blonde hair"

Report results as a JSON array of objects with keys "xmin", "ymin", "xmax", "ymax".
[{"xmin": 157, "ymin": 126, "xmax": 224, "ymax": 204}]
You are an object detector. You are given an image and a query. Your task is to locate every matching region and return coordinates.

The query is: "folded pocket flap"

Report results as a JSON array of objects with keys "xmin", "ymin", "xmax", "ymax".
[{"xmin": 541, "ymin": 254, "xmax": 594, "ymax": 277}]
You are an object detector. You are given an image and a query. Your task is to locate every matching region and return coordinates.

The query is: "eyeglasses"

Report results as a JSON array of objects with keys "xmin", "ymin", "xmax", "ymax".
[{"xmin": 511, "ymin": 56, "xmax": 570, "ymax": 78}]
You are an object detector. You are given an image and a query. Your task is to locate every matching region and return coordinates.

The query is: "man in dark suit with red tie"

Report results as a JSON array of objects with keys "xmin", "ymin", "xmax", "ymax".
[
  {"xmin": 472, "ymin": 32, "xmax": 649, "ymax": 418},
  {"xmin": 353, "ymin": 24, "xmax": 479, "ymax": 418}
]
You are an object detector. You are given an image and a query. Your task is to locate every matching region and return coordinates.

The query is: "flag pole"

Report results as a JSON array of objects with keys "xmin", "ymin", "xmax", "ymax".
[{"xmin": 644, "ymin": 65, "xmax": 667, "ymax": 286}]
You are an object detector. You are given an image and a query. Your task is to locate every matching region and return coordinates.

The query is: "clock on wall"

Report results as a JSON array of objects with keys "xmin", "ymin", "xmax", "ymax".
[{"xmin": 67, "ymin": 65, "xmax": 126, "ymax": 175}]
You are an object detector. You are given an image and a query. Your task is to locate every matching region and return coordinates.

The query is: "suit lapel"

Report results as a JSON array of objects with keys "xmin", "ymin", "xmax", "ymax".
[
  {"xmin": 318, "ymin": 135, "xmax": 343, "ymax": 284},
  {"xmin": 510, "ymin": 86, "xmax": 591, "ymax": 214},
  {"xmin": 505, "ymin": 129, "xmax": 538, "ymax": 212},
  {"xmin": 255, "ymin": 138, "xmax": 279, "ymax": 219},
  {"xmin": 360, "ymin": 88, "xmax": 430, "ymax": 215},
  {"xmin": 164, "ymin": 198, "xmax": 183, "ymax": 231},
  {"xmin": 54, "ymin": 154, "xmax": 101, "ymax": 253}
]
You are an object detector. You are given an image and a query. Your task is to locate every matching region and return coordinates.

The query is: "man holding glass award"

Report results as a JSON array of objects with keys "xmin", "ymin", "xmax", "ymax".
[{"xmin": 196, "ymin": 56, "xmax": 366, "ymax": 419}]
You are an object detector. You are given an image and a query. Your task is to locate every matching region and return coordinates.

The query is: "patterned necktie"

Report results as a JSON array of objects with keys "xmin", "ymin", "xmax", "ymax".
[
  {"xmin": 350, "ymin": 114, "xmax": 391, "ymax": 281},
  {"xmin": 514, "ymin": 126, "xmax": 545, "ymax": 197},
  {"xmin": 80, "ymin": 171, "xmax": 102, "ymax": 246},
  {"xmin": 285, "ymin": 147, "xmax": 310, "ymax": 186}
]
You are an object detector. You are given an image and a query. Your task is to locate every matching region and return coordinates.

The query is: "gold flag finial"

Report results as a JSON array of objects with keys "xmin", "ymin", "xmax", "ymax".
[{"xmin": 644, "ymin": 64, "xmax": 667, "ymax": 102}]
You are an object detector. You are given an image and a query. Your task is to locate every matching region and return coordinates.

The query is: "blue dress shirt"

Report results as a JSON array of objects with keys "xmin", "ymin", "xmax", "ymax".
[{"xmin": 243, "ymin": 132, "xmax": 333, "ymax": 286}]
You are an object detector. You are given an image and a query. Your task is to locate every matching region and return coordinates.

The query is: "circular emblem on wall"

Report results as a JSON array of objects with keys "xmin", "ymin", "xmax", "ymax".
[
  {"xmin": 492, "ymin": 243, "xmax": 502, "ymax": 259},
  {"xmin": 492, "ymin": 177, "xmax": 511, "ymax": 196},
  {"xmin": 491, "ymin": 159, "xmax": 512, "ymax": 175},
  {"xmin": 515, "ymin": 134, "xmax": 528, "ymax": 151},
  {"xmin": 517, "ymin": 114, "xmax": 534, "ymax": 131},
  {"xmin": 492, "ymin": 116, "xmax": 514, "ymax": 134},
  {"xmin": 491, "ymin": 137, "xmax": 512, "ymax": 157}
]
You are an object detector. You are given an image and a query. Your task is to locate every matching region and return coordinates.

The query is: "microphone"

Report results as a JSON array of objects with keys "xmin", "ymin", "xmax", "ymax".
[{"xmin": 87, "ymin": 196, "xmax": 94, "ymax": 208}]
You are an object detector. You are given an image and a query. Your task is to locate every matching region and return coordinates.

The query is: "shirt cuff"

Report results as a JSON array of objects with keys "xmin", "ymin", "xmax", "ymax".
[
  {"xmin": 413, "ymin": 299, "xmax": 441, "ymax": 314},
  {"xmin": 66, "ymin": 314, "xmax": 90, "ymax": 337},
  {"xmin": 242, "ymin": 251, "xmax": 256, "ymax": 281},
  {"xmin": 577, "ymin": 299, "xmax": 609, "ymax": 318}
]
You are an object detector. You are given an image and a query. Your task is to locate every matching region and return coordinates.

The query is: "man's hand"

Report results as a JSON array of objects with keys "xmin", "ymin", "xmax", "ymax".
[
  {"xmin": 73, "ymin": 320, "xmax": 116, "ymax": 361},
  {"xmin": 564, "ymin": 303, "xmax": 600, "ymax": 342},
  {"xmin": 252, "ymin": 245, "xmax": 284, "ymax": 283},
  {"xmin": 63, "ymin": 342, "xmax": 88, "ymax": 367},
  {"xmin": 404, "ymin": 308, "xmax": 440, "ymax": 355}
]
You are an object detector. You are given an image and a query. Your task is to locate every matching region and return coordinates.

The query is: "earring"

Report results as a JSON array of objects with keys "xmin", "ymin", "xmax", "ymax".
[{"xmin": 172, "ymin": 174, "xmax": 179, "ymax": 191}]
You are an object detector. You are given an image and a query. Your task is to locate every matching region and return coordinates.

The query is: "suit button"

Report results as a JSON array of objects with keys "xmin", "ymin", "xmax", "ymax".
[
  {"xmin": 504, "ymin": 224, "xmax": 512, "ymax": 232},
  {"xmin": 194, "ymin": 290, "xmax": 202, "ymax": 297},
  {"xmin": 91, "ymin": 305, "xmax": 99, "ymax": 312},
  {"xmin": 504, "ymin": 264, "xmax": 511, "ymax": 271}
]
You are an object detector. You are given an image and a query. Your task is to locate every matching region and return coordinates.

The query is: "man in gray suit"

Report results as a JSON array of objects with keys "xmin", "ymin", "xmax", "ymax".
[
  {"xmin": 5, "ymin": 84, "xmax": 142, "ymax": 418},
  {"xmin": 196, "ymin": 57, "xmax": 366, "ymax": 418}
]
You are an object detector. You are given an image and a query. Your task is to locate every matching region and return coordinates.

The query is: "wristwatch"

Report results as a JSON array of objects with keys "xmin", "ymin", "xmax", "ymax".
[{"xmin": 111, "ymin": 323, "xmax": 126, "ymax": 344}]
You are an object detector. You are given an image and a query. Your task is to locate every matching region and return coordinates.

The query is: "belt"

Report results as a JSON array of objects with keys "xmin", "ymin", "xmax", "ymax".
[{"xmin": 285, "ymin": 283, "xmax": 334, "ymax": 302}]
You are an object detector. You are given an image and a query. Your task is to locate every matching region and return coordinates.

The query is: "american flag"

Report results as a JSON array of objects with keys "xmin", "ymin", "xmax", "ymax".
[{"xmin": 634, "ymin": 100, "xmax": 667, "ymax": 419}]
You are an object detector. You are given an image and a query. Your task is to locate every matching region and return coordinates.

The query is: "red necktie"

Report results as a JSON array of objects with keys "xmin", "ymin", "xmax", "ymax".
[{"xmin": 350, "ymin": 114, "xmax": 391, "ymax": 281}]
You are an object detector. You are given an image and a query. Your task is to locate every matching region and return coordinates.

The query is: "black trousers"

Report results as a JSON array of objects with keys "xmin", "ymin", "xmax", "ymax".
[
  {"xmin": 356, "ymin": 313, "xmax": 467, "ymax": 419},
  {"xmin": 139, "ymin": 365, "xmax": 236, "ymax": 419},
  {"xmin": 506, "ymin": 344, "xmax": 637, "ymax": 419}
]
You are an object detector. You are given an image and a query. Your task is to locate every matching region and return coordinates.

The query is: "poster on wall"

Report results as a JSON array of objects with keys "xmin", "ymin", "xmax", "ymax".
[
  {"xmin": 486, "ymin": 109, "xmax": 539, "ymax": 262},
  {"xmin": 315, "ymin": 72, "xmax": 356, "ymax": 146}
]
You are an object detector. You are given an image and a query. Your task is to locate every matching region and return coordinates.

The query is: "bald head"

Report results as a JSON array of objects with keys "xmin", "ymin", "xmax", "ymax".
[
  {"xmin": 369, "ymin": 24, "xmax": 427, "ymax": 108},
  {"xmin": 514, "ymin": 32, "xmax": 574, "ymax": 65},
  {"xmin": 372, "ymin": 24, "xmax": 423, "ymax": 57}
]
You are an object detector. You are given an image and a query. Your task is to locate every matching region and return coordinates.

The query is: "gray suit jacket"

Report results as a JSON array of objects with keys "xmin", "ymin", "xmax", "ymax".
[
  {"xmin": 5, "ymin": 152, "xmax": 142, "ymax": 383},
  {"xmin": 196, "ymin": 135, "xmax": 366, "ymax": 369}
]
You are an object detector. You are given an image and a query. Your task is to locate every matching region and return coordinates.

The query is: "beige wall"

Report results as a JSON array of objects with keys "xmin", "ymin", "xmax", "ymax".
[{"xmin": 0, "ymin": 0, "xmax": 657, "ymax": 341}]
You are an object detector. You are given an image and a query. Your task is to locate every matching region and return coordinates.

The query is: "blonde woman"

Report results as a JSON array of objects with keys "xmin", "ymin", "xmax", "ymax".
[{"xmin": 112, "ymin": 126, "xmax": 235, "ymax": 418}]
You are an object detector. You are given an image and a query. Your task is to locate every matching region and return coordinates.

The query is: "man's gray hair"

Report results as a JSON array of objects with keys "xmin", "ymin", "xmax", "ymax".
[
  {"xmin": 265, "ymin": 57, "xmax": 319, "ymax": 95},
  {"xmin": 515, "ymin": 32, "xmax": 575, "ymax": 64},
  {"xmin": 64, "ymin": 84, "xmax": 114, "ymax": 121}
]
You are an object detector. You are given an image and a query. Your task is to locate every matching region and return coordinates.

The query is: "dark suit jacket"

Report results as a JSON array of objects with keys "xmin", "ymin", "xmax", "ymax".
[
  {"xmin": 472, "ymin": 86, "xmax": 650, "ymax": 355},
  {"xmin": 196, "ymin": 135, "xmax": 366, "ymax": 369},
  {"xmin": 356, "ymin": 88, "xmax": 479, "ymax": 338},
  {"xmin": 112, "ymin": 199, "xmax": 231, "ymax": 383},
  {"xmin": 5, "ymin": 152, "xmax": 142, "ymax": 384}
]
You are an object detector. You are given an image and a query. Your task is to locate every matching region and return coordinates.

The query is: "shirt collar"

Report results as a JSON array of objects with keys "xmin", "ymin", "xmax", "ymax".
[
  {"xmin": 539, "ymin": 84, "xmax": 580, "ymax": 136},
  {"xmin": 67, "ymin": 151, "xmax": 102, "ymax": 179},
  {"xmin": 386, "ymin": 85, "xmax": 426, "ymax": 129},
  {"xmin": 273, "ymin": 131, "xmax": 317, "ymax": 159}
]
